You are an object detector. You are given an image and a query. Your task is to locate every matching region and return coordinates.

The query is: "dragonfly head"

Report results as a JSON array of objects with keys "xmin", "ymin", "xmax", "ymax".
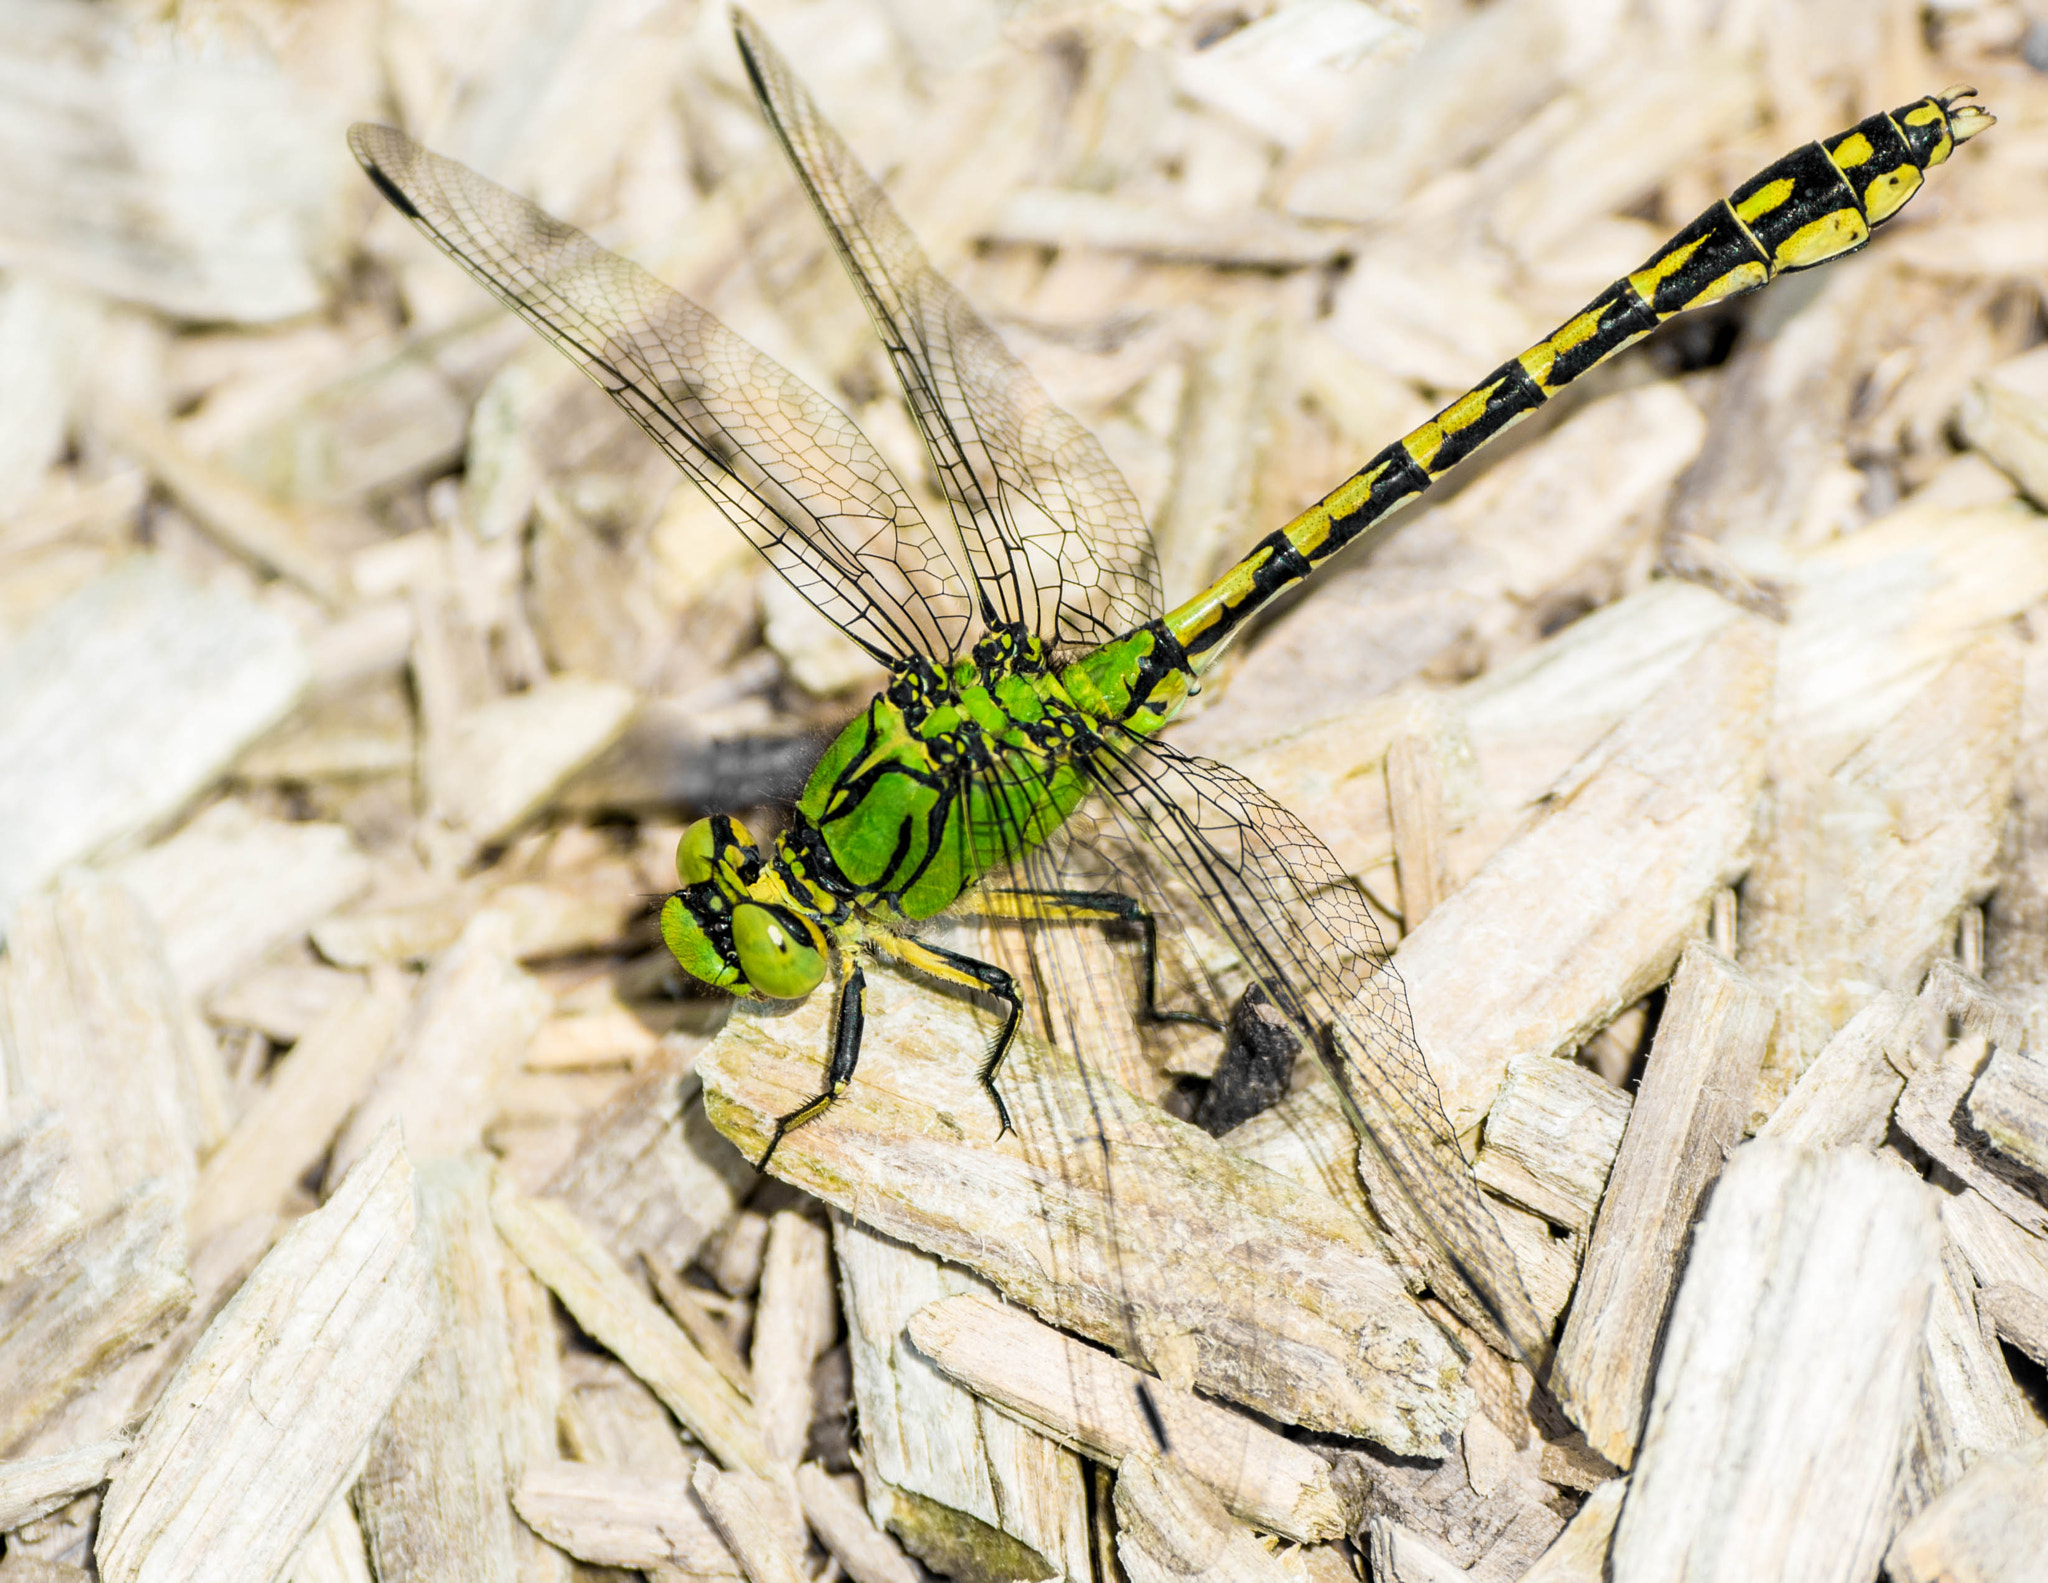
[{"xmin": 660, "ymin": 815, "xmax": 829, "ymax": 1000}]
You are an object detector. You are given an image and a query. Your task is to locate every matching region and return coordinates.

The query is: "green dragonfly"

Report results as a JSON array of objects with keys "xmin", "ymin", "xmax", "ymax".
[{"xmin": 351, "ymin": 19, "xmax": 1988, "ymax": 1373}]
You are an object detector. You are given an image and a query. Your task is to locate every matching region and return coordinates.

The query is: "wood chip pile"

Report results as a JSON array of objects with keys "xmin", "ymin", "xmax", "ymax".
[{"xmin": 2, "ymin": 0, "xmax": 2048, "ymax": 1579}]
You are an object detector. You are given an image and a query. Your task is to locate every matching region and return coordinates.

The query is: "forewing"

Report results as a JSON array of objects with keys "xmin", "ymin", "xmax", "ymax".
[
  {"xmin": 1083, "ymin": 730, "xmax": 1553, "ymax": 1371},
  {"xmin": 349, "ymin": 123, "xmax": 971, "ymax": 666},
  {"xmin": 735, "ymin": 13, "xmax": 1164, "ymax": 649}
]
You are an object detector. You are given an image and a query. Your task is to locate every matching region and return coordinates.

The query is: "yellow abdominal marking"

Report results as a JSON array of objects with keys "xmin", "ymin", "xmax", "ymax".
[{"xmin": 1734, "ymin": 176, "xmax": 1794, "ymax": 222}]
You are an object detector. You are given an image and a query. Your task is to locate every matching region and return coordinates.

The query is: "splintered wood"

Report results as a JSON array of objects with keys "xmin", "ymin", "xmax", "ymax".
[{"xmin": 4, "ymin": 1, "xmax": 2048, "ymax": 1581}]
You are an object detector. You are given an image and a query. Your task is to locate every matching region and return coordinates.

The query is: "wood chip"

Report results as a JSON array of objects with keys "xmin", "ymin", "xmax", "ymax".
[
  {"xmin": 0, "ymin": 1104, "xmax": 80, "ymax": 1284},
  {"xmin": 1515, "ymin": 1478, "xmax": 1625, "ymax": 1583},
  {"xmin": 1553, "ymin": 942, "xmax": 1773, "ymax": 1468},
  {"xmin": 1611, "ymin": 1141, "xmax": 1941, "ymax": 1583},
  {"xmin": 489, "ymin": 1182, "xmax": 769, "ymax": 1479},
  {"xmin": 0, "ymin": 873, "xmax": 228, "ymax": 1212},
  {"xmin": 1113, "ymin": 1454, "xmax": 1299, "ymax": 1583},
  {"xmin": 694, "ymin": 1462, "xmax": 809, "ymax": 1583},
  {"xmin": 906, "ymin": 1292, "xmax": 1350, "ymax": 1544},
  {"xmin": 1472, "ymin": 1055, "xmax": 1629, "ymax": 1235},
  {"xmin": 542, "ymin": 1038, "xmax": 754, "ymax": 1277},
  {"xmin": 329, "ymin": 910, "xmax": 551, "ymax": 1183},
  {"xmin": 0, "ymin": 558, "xmax": 307, "ymax": 934},
  {"xmin": 833, "ymin": 1214, "xmax": 1090, "ymax": 1583},
  {"xmin": 189, "ymin": 967, "xmax": 408, "ymax": 1245},
  {"xmin": 354, "ymin": 1157, "xmax": 530, "ymax": 1583},
  {"xmin": 0, "ymin": 2, "xmax": 337, "ymax": 321},
  {"xmin": 96, "ymin": 1123, "xmax": 433, "ymax": 1583},
  {"xmin": 1886, "ymin": 1431, "xmax": 2048, "ymax": 1583},
  {"xmin": 431, "ymin": 676, "xmax": 637, "ymax": 851},
  {"xmin": 695, "ymin": 967, "xmax": 1471, "ymax": 1455},
  {"xmin": 0, "ymin": 1182, "xmax": 190, "ymax": 1454},
  {"xmin": 1967, "ymin": 1043, "xmax": 2048, "ymax": 1184},
  {"xmin": 752, "ymin": 1212, "xmax": 835, "ymax": 1469},
  {"xmin": 1756, "ymin": 991, "xmax": 1917, "ymax": 1150},
  {"xmin": 0, "ymin": 1440, "xmax": 127, "ymax": 1532},
  {"xmin": 511, "ymin": 1458, "xmax": 740, "ymax": 1574},
  {"xmin": 793, "ymin": 1462, "xmax": 921, "ymax": 1583},
  {"xmin": 105, "ymin": 801, "xmax": 371, "ymax": 1000}
]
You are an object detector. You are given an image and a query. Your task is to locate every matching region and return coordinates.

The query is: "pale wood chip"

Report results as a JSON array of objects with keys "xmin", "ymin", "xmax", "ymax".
[
  {"xmin": 1967, "ymin": 1043, "xmax": 2048, "ymax": 1184},
  {"xmin": 0, "ymin": 3, "xmax": 336, "ymax": 321},
  {"xmin": 1612, "ymin": 1141, "xmax": 1941, "ymax": 1583},
  {"xmin": 0, "ymin": 558, "xmax": 307, "ymax": 933},
  {"xmin": 1959, "ymin": 343, "xmax": 2048, "ymax": 508},
  {"xmin": 1907, "ymin": 1234, "xmax": 2039, "ymax": 1521},
  {"xmin": 1363, "ymin": 1517, "xmax": 1468, "ymax": 1583},
  {"xmin": 793, "ymin": 1462, "xmax": 920, "ymax": 1583},
  {"xmin": 512, "ymin": 1458, "xmax": 740, "ymax": 1573},
  {"xmin": 833, "ymin": 1215, "xmax": 1090, "ymax": 1583},
  {"xmin": 1514, "ymin": 1479, "xmax": 1625, "ymax": 1583},
  {"xmin": 97, "ymin": 403, "xmax": 345, "ymax": 602},
  {"xmin": 431, "ymin": 676, "xmax": 637, "ymax": 850},
  {"xmin": 1472, "ymin": 1055, "xmax": 1629, "ymax": 1235},
  {"xmin": 1114, "ymin": 1454, "xmax": 1300, "ymax": 1583},
  {"xmin": 0, "ymin": 1439, "xmax": 127, "ymax": 1532},
  {"xmin": 560, "ymin": 1352, "xmax": 702, "ymax": 1478},
  {"xmin": 189, "ymin": 968, "xmax": 407, "ymax": 1244},
  {"xmin": 1554, "ymin": 942, "xmax": 1774, "ymax": 1468},
  {"xmin": 329, "ymin": 910, "xmax": 551, "ymax": 1183},
  {"xmin": 105, "ymin": 800, "xmax": 371, "ymax": 1000},
  {"xmin": 1756, "ymin": 991, "xmax": 1917, "ymax": 1150},
  {"xmin": 907, "ymin": 1292, "xmax": 1350, "ymax": 1544},
  {"xmin": 207, "ymin": 962, "xmax": 362, "ymax": 1044},
  {"xmin": 354, "ymin": 1156, "xmax": 530, "ymax": 1583},
  {"xmin": 284, "ymin": 1492, "xmax": 374, "ymax": 1583},
  {"xmin": 1886, "ymin": 1430, "xmax": 2048, "ymax": 1583},
  {"xmin": 96, "ymin": 1123, "xmax": 433, "ymax": 1583},
  {"xmin": 1896, "ymin": 1042, "xmax": 2048, "ymax": 1240},
  {"xmin": 1978, "ymin": 1282, "xmax": 2048, "ymax": 1368},
  {"xmin": 543, "ymin": 1038, "xmax": 754, "ymax": 1277},
  {"xmin": 489, "ymin": 1182, "xmax": 770, "ymax": 1478},
  {"xmin": 752, "ymin": 1212, "xmax": 835, "ymax": 1469},
  {"xmin": 696, "ymin": 967, "xmax": 1470, "ymax": 1455},
  {"xmin": 0, "ymin": 1104, "xmax": 80, "ymax": 1284},
  {"xmin": 693, "ymin": 1462, "xmax": 810, "ymax": 1583},
  {"xmin": 0, "ymin": 1181, "xmax": 190, "ymax": 1453},
  {"xmin": 1385, "ymin": 731, "xmax": 1450, "ymax": 929},
  {"xmin": 1, "ymin": 873, "xmax": 231, "ymax": 1211}
]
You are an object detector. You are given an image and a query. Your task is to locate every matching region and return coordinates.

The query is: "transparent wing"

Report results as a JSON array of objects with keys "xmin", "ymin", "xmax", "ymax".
[
  {"xmin": 348, "ymin": 123, "xmax": 972, "ymax": 667},
  {"xmin": 736, "ymin": 13, "xmax": 1164, "ymax": 650},
  {"xmin": 1083, "ymin": 729, "xmax": 1553, "ymax": 1371}
]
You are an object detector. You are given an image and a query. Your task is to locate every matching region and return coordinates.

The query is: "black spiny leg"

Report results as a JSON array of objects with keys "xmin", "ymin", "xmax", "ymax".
[
  {"xmin": 758, "ymin": 958, "xmax": 866, "ymax": 1171},
  {"xmin": 975, "ymin": 887, "xmax": 1222, "ymax": 1032},
  {"xmin": 873, "ymin": 933, "xmax": 1024, "ymax": 1140}
]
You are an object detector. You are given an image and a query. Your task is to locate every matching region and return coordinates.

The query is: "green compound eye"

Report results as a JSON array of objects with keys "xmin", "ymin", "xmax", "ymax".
[
  {"xmin": 676, "ymin": 815, "xmax": 754, "ymax": 885},
  {"xmin": 731, "ymin": 903, "xmax": 826, "ymax": 998},
  {"xmin": 676, "ymin": 820, "xmax": 720, "ymax": 885}
]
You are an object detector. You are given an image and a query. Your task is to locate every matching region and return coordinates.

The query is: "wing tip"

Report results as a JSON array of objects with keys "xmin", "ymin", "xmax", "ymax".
[{"xmin": 346, "ymin": 124, "xmax": 424, "ymax": 222}]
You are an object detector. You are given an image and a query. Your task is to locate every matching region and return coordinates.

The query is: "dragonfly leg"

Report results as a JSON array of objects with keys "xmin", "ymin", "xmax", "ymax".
[
  {"xmin": 758, "ymin": 955, "xmax": 866, "ymax": 1171},
  {"xmin": 874, "ymin": 933, "xmax": 1021, "ymax": 1140},
  {"xmin": 973, "ymin": 888, "xmax": 1221, "ymax": 1031}
]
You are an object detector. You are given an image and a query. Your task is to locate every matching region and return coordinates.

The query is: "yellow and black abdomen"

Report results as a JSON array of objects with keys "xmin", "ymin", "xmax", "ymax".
[{"xmin": 1163, "ymin": 91, "xmax": 1990, "ymax": 669}]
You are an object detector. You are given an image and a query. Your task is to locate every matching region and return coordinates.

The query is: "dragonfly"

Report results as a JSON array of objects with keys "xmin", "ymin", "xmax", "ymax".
[{"xmin": 351, "ymin": 17, "xmax": 1989, "ymax": 1378}]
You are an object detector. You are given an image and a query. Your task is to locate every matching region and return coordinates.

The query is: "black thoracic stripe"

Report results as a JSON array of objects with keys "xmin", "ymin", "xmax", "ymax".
[
  {"xmin": 1111, "ymin": 619, "xmax": 1198, "ymax": 722},
  {"xmin": 1318, "ymin": 443, "xmax": 1432, "ymax": 563}
]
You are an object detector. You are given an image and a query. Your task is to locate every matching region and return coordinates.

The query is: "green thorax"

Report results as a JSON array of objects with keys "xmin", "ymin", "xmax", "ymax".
[{"xmin": 787, "ymin": 622, "xmax": 1193, "ymax": 920}]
